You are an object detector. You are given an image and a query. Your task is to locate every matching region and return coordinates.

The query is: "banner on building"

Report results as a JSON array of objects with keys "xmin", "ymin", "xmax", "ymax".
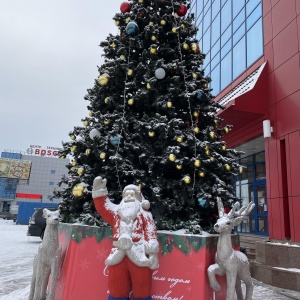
[{"xmin": 0, "ymin": 158, "xmax": 32, "ymax": 180}]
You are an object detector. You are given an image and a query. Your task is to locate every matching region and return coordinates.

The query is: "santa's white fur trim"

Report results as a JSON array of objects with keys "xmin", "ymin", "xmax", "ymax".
[
  {"xmin": 105, "ymin": 248, "xmax": 126, "ymax": 266},
  {"xmin": 142, "ymin": 199, "xmax": 150, "ymax": 210},
  {"xmin": 145, "ymin": 239, "xmax": 159, "ymax": 254},
  {"xmin": 92, "ymin": 188, "xmax": 108, "ymax": 198}
]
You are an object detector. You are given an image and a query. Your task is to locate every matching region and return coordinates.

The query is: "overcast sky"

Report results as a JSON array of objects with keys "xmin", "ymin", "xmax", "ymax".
[{"xmin": 0, "ymin": 0, "xmax": 124, "ymax": 154}]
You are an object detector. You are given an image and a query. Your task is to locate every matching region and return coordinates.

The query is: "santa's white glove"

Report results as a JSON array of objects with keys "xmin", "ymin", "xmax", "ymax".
[
  {"xmin": 92, "ymin": 176, "xmax": 108, "ymax": 198},
  {"xmin": 149, "ymin": 253, "xmax": 159, "ymax": 269}
]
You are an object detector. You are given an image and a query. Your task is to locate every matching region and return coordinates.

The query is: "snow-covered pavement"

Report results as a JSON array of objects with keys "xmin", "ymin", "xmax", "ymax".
[{"xmin": 0, "ymin": 219, "xmax": 299, "ymax": 300}]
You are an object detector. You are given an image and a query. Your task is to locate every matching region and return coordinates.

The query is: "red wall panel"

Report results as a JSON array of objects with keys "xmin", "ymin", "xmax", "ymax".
[
  {"xmin": 273, "ymin": 20, "xmax": 299, "ymax": 69},
  {"xmin": 263, "ymin": 11, "xmax": 273, "ymax": 45},
  {"xmin": 289, "ymin": 196, "xmax": 300, "ymax": 242},
  {"xmin": 272, "ymin": 0, "xmax": 296, "ymax": 37},
  {"xmin": 268, "ymin": 197, "xmax": 285, "ymax": 240}
]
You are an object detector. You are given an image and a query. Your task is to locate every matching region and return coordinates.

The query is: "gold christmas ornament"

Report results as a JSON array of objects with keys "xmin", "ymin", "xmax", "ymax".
[
  {"xmin": 71, "ymin": 160, "xmax": 77, "ymax": 167},
  {"xmin": 138, "ymin": 0, "xmax": 143, "ymax": 3},
  {"xmin": 214, "ymin": 119, "xmax": 218, "ymax": 125},
  {"xmin": 120, "ymin": 55, "xmax": 126, "ymax": 60},
  {"xmin": 149, "ymin": 21, "xmax": 154, "ymax": 25},
  {"xmin": 127, "ymin": 69, "xmax": 134, "ymax": 76},
  {"xmin": 115, "ymin": 20, "xmax": 120, "ymax": 26},
  {"xmin": 72, "ymin": 184, "xmax": 84, "ymax": 197},
  {"xmin": 83, "ymin": 120, "xmax": 89, "ymax": 126},
  {"xmin": 199, "ymin": 170, "xmax": 206, "ymax": 177},
  {"xmin": 128, "ymin": 99, "xmax": 134, "ymax": 106},
  {"xmin": 181, "ymin": 24, "xmax": 186, "ymax": 29},
  {"xmin": 210, "ymin": 156, "xmax": 215, "ymax": 162},
  {"xmin": 168, "ymin": 154, "xmax": 176, "ymax": 162},
  {"xmin": 205, "ymin": 149, "xmax": 210, "ymax": 156},
  {"xmin": 176, "ymin": 136, "xmax": 183, "ymax": 143},
  {"xmin": 138, "ymin": 184, "xmax": 142, "ymax": 190},
  {"xmin": 104, "ymin": 97, "xmax": 110, "ymax": 104},
  {"xmin": 224, "ymin": 127, "xmax": 230, "ymax": 134},
  {"xmin": 85, "ymin": 149, "xmax": 91, "ymax": 155},
  {"xmin": 203, "ymin": 82, "xmax": 209, "ymax": 89},
  {"xmin": 60, "ymin": 155, "xmax": 65, "ymax": 159},
  {"xmin": 70, "ymin": 146, "xmax": 77, "ymax": 153},
  {"xmin": 111, "ymin": 42, "xmax": 117, "ymax": 48},
  {"xmin": 183, "ymin": 176, "xmax": 191, "ymax": 184},
  {"xmin": 239, "ymin": 167, "xmax": 244, "ymax": 174},
  {"xmin": 97, "ymin": 74, "xmax": 110, "ymax": 86},
  {"xmin": 192, "ymin": 73, "xmax": 198, "ymax": 79},
  {"xmin": 88, "ymin": 111, "xmax": 93, "ymax": 117},
  {"xmin": 70, "ymin": 167, "xmax": 75, "ymax": 172},
  {"xmin": 150, "ymin": 47, "xmax": 157, "ymax": 54},
  {"xmin": 100, "ymin": 152, "xmax": 106, "ymax": 159},
  {"xmin": 125, "ymin": 17, "xmax": 131, "ymax": 23},
  {"xmin": 194, "ymin": 160, "xmax": 201, "ymax": 168},
  {"xmin": 176, "ymin": 164, "xmax": 183, "ymax": 170},
  {"xmin": 221, "ymin": 145, "xmax": 227, "ymax": 151},
  {"xmin": 194, "ymin": 127, "xmax": 200, "ymax": 134},
  {"xmin": 104, "ymin": 119, "xmax": 111, "ymax": 125},
  {"xmin": 160, "ymin": 20, "xmax": 166, "ymax": 26},
  {"xmin": 172, "ymin": 27, "xmax": 177, "ymax": 33},
  {"xmin": 225, "ymin": 164, "xmax": 231, "ymax": 171},
  {"xmin": 77, "ymin": 167, "xmax": 84, "ymax": 175},
  {"xmin": 209, "ymin": 131, "xmax": 215, "ymax": 138},
  {"xmin": 151, "ymin": 35, "xmax": 157, "ymax": 41},
  {"xmin": 70, "ymin": 135, "xmax": 76, "ymax": 140},
  {"xmin": 191, "ymin": 42, "xmax": 200, "ymax": 53},
  {"xmin": 193, "ymin": 111, "xmax": 199, "ymax": 118},
  {"xmin": 182, "ymin": 43, "xmax": 189, "ymax": 50},
  {"xmin": 146, "ymin": 83, "xmax": 151, "ymax": 89},
  {"xmin": 166, "ymin": 101, "xmax": 173, "ymax": 108},
  {"xmin": 148, "ymin": 131, "xmax": 155, "ymax": 137}
]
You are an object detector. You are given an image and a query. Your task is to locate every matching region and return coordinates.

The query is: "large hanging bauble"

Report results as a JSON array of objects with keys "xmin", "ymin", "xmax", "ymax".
[
  {"xmin": 120, "ymin": 2, "xmax": 131, "ymax": 13},
  {"xmin": 77, "ymin": 167, "xmax": 84, "ymax": 175},
  {"xmin": 176, "ymin": 136, "xmax": 183, "ymax": 143},
  {"xmin": 196, "ymin": 91, "xmax": 203, "ymax": 100},
  {"xmin": 97, "ymin": 73, "xmax": 110, "ymax": 86},
  {"xmin": 83, "ymin": 120, "xmax": 89, "ymax": 126},
  {"xmin": 128, "ymin": 98, "xmax": 134, "ymax": 106},
  {"xmin": 72, "ymin": 184, "xmax": 84, "ymax": 197},
  {"xmin": 155, "ymin": 68, "xmax": 166, "ymax": 79},
  {"xmin": 176, "ymin": 5, "xmax": 187, "ymax": 16},
  {"xmin": 110, "ymin": 135, "xmax": 121, "ymax": 146},
  {"xmin": 183, "ymin": 175, "xmax": 191, "ymax": 184},
  {"xmin": 169, "ymin": 154, "xmax": 176, "ymax": 162},
  {"xmin": 89, "ymin": 128, "xmax": 100, "ymax": 140},
  {"xmin": 148, "ymin": 131, "xmax": 155, "ymax": 137},
  {"xmin": 194, "ymin": 160, "xmax": 201, "ymax": 168},
  {"xmin": 126, "ymin": 22, "xmax": 139, "ymax": 36}
]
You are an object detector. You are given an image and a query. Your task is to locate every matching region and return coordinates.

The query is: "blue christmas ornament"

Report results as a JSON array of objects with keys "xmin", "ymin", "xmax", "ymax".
[
  {"xmin": 196, "ymin": 91, "xmax": 203, "ymax": 100},
  {"xmin": 126, "ymin": 22, "xmax": 139, "ymax": 36},
  {"xmin": 198, "ymin": 197, "xmax": 207, "ymax": 207},
  {"xmin": 110, "ymin": 135, "xmax": 122, "ymax": 146}
]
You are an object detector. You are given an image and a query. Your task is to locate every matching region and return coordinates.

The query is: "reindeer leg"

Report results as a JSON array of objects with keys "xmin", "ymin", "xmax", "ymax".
[
  {"xmin": 240, "ymin": 268, "xmax": 253, "ymax": 300},
  {"xmin": 235, "ymin": 275, "xmax": 243, "ymax": 300},
  {"xmin": 47, "ymin": 247, "xmax": 62, "ymax": 300},
  {"xmin": 226, "ymin": 270, "xmax": 237, "ymax": 300},
  {"xmin": 28, "ymin": 256, "xmax": 37, "ymax": 300},
  {"xmin": 207, "ymin": 263, "xmax": 225, "ymax": 291}
]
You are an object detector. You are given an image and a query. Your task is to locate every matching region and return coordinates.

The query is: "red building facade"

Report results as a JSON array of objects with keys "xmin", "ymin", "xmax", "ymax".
[{"xmin": 214, "ymin": 0, "xmax": 300, "ymax": 243}]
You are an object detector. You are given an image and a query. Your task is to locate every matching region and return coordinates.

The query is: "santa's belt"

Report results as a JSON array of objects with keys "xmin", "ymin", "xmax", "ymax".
[{"xmin": 112, "ymin": 238, "xmax": 141, "ymax": 246}]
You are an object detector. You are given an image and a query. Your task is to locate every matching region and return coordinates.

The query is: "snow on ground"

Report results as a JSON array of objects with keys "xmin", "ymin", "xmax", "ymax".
[{"xmin": 0, "ymin": 219, "xmax": 297, "ymax": 300}]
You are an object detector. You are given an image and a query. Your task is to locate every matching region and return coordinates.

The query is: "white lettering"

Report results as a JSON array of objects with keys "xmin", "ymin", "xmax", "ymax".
[{"xmin": 168, "ymin": 277, "xmax": 190, "ymax": 288}]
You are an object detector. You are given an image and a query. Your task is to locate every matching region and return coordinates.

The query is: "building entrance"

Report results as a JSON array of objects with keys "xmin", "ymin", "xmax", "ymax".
[{"xmin": 234, "ymin": 140, "xmax": 268, "ymax": 235}]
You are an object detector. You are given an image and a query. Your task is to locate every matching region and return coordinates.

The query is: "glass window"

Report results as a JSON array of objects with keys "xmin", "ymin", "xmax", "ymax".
[
  {"xmin": 232, "ymin": 36, "xmax": 246, "ymax": 79},
  {"xmin": 49, "ymin": 182, "xmax": 54, "ymax": 186},
  {"xmin": 256, "ymin": 151, "xmax": 265, "ymax": 162},
  {"xmin": 232, "ymin": 0, "xmax": 245, "ymax": 18},
  {"xmin": 246, "ymin": 0, "xmax": 261, "ymax": 16},
  {"xmin": 233, "ymin": 23, "xmax": 245, "ymax": 45},
  {"xmin": 246, "ymin": 3, "xmax": 262, "ymax": 30},
  {"xmin": 221, "ymin": 24, "xmax": 231, "ymax": 47},
  {"xmin": 211, "ymin": 40, "xmax": 220, "ymax": 58},
  {"xmin": 211, "ymin": 13, "xmax": 220, "ymax": 45},
  {"xmin": 233, "ymin": 7, "xmax": 245, "ymax": 32},
  {"xmin": 211, "ymin": 51, "xmax": 220, "ymax": 69},
  {"xmin": 210, "ymin": 63, "xmax": 220, "ymax": 94},
  {"xmin": 202, "ymin": 29, "xmax": 211, "ymax": 54},
  {"xmin": 221, "ymin": 0, "xmax": 231, "ymax": 33},
  {"xmin": 203, "ymin": 7, "xmax": 211, "ymax": 32},
  {"xmin": 51, "ymin": 170, "xmax": 56, "ymax": 174},
  {"xmin": 220, "ymin": 51, "xmax": 232, "ymax": 90},
  {"xmin": 255, "ymin": 163, "xmax": 266, "ymax": 181},
  {"xmin": 221, "ymin": 38, "xmax": 231, "ymax": 59},
  {"xmin": 212, "ymin": 0, "xmax": 220, "ymax": 20},
  {"xmin": 246, "ymin": 18, "xmax": 263, "ymax": 67}
]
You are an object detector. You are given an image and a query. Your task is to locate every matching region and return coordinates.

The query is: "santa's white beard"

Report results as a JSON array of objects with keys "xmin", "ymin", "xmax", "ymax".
[{"xmin": 118, "ymin": 199, "xmax": 140, "ymax": 223}]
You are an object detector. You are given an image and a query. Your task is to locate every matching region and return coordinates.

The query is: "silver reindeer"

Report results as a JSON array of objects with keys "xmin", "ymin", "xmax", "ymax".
[{"xmin": 207, "ymin": 198, "xmax": 255, "ymax": 300}]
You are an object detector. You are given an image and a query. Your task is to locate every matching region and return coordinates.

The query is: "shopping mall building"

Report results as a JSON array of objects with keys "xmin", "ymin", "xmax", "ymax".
[
  {"xmin": 0, "ymin": 146, "xmax": 68, "ymax": 213},
  {"xmin": 191, "ymin": 0, "xmax": 300, "ymax": 290}
]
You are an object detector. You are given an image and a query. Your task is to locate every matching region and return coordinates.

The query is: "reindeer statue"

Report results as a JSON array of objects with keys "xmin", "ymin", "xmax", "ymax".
[
  {"xmin": 28, "ymin": 209, "xmax": 62, "ymax": 300},
  {"xmin": 207, "ymin": 198, "xmax": 255, "ymax": 300}
]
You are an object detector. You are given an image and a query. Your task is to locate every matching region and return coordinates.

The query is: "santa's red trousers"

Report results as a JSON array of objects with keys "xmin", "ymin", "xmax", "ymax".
[{"xmin": 108, "ymin": 256, "xmax": 152, "ymax": 299}]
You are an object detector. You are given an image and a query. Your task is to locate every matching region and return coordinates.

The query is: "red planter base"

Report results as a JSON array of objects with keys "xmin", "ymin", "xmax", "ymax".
[{"xmin": 55, "ymin": 224, "xmax": 239, "ymax": 300}]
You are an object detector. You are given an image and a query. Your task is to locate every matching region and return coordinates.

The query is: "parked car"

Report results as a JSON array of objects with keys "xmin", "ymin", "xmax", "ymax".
[
  {"xmin": 27, "ymin": 207, "xmax": 58, "ymax": 239},
  {"xmin": 0, "ymin": 211, "xmax": 17, "ymax": 222}
]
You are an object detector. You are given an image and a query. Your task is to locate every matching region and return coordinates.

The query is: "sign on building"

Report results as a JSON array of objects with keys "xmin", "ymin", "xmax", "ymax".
[{"xmin": 0, "ymin": 158, "xmax": 32, "ymax": 180}]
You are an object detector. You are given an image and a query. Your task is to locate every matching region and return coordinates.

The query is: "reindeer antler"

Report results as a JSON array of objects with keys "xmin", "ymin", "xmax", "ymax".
[{"xmin": 234, "ymin": 201, "xmax": 255, "ymax": 217}]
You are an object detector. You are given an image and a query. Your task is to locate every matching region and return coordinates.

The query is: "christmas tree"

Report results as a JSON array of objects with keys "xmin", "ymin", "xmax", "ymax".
[{"xmin": 55, "ymin": 0, "xmax": 243, "ymax": 233}]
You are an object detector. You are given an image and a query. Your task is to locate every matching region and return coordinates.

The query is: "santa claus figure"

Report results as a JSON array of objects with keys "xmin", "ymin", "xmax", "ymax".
[{"xmin": 92, "ymin": 176, "xmax": 159, "ymax": 300}]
